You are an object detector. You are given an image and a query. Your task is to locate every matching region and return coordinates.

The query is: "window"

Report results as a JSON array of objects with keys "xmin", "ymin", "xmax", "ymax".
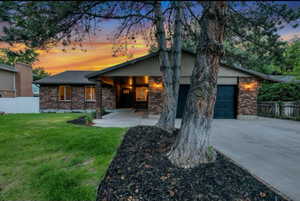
[
  {"xmin": 135, "ymin": 87, "xmax": 148, "ymax": 102},
  {"xmin": 59, "ymin": 86, "xmax": 71, "ymax": 101},
  {"xmin": 85, "ymin": 86, "xmax": 96, "ymax": 101}
]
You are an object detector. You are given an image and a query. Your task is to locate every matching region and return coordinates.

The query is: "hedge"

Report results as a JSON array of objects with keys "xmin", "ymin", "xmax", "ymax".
[{"xmin": 258, "ymin": 82, "xmax": 300, "ymax": 102}]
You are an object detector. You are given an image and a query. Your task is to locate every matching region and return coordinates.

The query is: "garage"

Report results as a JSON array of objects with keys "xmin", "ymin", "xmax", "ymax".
[{"xmin": 176, "ymin": 85, "xmax": 237, "ymax": 119}]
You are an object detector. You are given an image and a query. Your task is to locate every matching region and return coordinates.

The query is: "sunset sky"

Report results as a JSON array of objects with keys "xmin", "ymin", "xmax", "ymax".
[{"xmin": 1, "ymin": 1, "xmax": 300, "ymax": 75}]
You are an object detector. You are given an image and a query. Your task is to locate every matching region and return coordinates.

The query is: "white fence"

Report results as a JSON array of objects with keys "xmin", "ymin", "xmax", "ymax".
[{"xmin": 0, "ymin": 97, "xmax": 39, "ymax": 113}]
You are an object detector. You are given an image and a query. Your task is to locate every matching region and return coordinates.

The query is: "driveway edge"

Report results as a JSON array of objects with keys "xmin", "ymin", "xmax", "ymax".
[{"xmin": 216, "ymin": 148, "xmax": 294, "ymax": 201}]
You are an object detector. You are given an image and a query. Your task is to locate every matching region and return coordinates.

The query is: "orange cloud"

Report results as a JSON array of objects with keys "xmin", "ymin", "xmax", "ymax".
[
  {"xmin": 280, "ymin": 32, "xmax": 300, "ymax": 41},
  {"xmin": 34, "ymin": 41, "xmax": 149, "ymax": 74},
  {"xmin": 0, "ymin": 40, "xmax": 149, "ymax": 74}
]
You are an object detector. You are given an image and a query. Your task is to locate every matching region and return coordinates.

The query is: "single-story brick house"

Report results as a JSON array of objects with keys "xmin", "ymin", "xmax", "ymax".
[{"xmin": 35, "ymin": 49, "xmax": 280, "ymax": 119}]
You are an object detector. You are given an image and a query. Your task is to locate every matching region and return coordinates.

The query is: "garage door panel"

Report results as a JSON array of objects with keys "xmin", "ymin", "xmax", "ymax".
[
  {"xmin": 214, "ymin": 85, "xmax": 237, "ymax": 119},
  {"xmin": 176, "ymin": 85, "xmax": 237, "ymax": 119}
]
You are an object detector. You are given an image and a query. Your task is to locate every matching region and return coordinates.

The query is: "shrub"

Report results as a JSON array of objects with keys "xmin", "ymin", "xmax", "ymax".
[
  {"xmin": 84, "ymin": 114, "xmax": 93, "ymax": 125},
  {"xmin": 258, "ymin": 82, "xmax": 300, "ymax": 102}
]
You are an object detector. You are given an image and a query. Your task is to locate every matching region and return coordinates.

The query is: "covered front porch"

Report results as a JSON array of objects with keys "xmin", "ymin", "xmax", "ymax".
[{"xmin": 95, "ymin": 76, "xmax": 163, "ymax": 118}]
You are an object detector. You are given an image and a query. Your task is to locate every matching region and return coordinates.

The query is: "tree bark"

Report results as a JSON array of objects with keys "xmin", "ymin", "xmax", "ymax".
[
  {"xmin": 155, "ymin": 1, "xmax": 182, "ymax": 132},
  {"xmin": 168, "ymin": 1, "xmax": 227, "ymax": 168}
]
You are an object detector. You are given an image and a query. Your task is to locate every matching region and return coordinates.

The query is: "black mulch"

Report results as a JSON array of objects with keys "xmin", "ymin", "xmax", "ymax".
[
  {"xmin": 97, "ymin": 126, "xmax": 288, "ymax": 201},
  {"xmin": 67, "ymin": 116, "xmax": 89, "ymax": 126}
]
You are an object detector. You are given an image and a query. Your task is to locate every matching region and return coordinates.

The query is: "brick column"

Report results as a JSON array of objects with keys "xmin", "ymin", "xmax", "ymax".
[
  {"xmin": 96, "ymin": 80, "xmax": 103, "ymax": 119},
  {"xmin": 237, "ymin": 77, "xmax": 260, "ymax": 119},
  {"xmin": 148, "ymin": 76, "xmax": 163, "ymax": 115}
]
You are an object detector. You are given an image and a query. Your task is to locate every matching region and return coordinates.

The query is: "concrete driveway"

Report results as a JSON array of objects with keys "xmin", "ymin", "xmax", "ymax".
[
  {"xmin": 94, "ymin": 111, "xmax": 300, "ymax": 200},
  {"xmin": 211, "ymin": 119, "xmax": 300, "ymax": 201}
]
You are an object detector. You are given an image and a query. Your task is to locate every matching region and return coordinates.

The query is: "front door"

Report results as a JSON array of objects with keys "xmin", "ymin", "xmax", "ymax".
[{"xmin": 120, "ymin": 88, "xmax": 133, "ymax": 108}]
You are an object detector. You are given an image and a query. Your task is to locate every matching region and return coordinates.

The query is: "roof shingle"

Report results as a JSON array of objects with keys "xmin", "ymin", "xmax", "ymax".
[
  {"xmin": 34, "ymin": 71, "xmax": 95, "ymax": 85},
  {"xmin": 0, "ymin": 64, "xmax": 18, "ymax": 72}
]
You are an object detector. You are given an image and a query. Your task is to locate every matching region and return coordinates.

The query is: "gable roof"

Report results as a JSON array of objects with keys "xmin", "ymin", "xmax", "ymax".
[
  {"xmin": 34, "ymin": 71, "xmax": 95, "ymax": 85},
  {"xmin": 86, "ymin": 52, "xmax": 159, "ymax": 79},
  {"xmin": 85, "ymin": 49, "xmax": 282, "ymax": 82},
  {"xmin": 268, "ymin": 75, "xmax": 300, "ymax": 83},
  {"xmin": 0, "ymin": 63, "xmax": 18, "ymax": 73}
]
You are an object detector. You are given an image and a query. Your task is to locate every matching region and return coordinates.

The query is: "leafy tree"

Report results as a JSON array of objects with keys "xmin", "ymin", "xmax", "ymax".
[
  {"xmin": 283, "ymin": 40, "xmax": 300, "ymax": 78},
  {"xmin": 0, "ymin": 48, "xmax": 38, "ymax": 66},
  {"xmin": 258, "ymin": 82, "xmax": 300, "ymax": 102},
  {"xmin": 168, "ymin": 1, "xmax": 227, "ymax": 167},
  {"xmin": 32, "ymin": 67, "xmax": 50, "ymax": 81},
  {"xmin": 167, "ymin": 1, "xmax": 300, "ymax": 167}
]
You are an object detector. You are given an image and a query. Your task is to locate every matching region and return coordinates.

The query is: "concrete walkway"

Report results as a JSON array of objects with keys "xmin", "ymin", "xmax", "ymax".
[
  {"xmin": 94, "ymin": 109, "xmax": 182, "ymax": 128},
  {"xmin": 94, "ymin": 110, "xmax": 300, "ymax": 201}
]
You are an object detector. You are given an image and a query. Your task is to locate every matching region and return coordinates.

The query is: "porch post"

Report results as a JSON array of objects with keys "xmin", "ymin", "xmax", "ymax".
[{"xmin": 96, "ymin": 80, "xmax": 103, "ymax": 119}]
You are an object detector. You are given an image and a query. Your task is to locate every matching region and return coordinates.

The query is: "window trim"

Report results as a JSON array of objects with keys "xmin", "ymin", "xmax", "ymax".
[
  {"xmin": 58, "ymin": 85, "xmax": 71, "ymax": 101},
  {"xmin": 135, "ymin": 86, "xmax": 148, "ymax": 102},
  {"xmin": 85, "ymin": 86, "xmax": 96, "ymax": 102}
]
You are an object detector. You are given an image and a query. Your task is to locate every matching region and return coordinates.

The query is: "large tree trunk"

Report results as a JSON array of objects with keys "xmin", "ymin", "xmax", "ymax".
[
  {"xmin": 168, "ymin": 1, "xmax": 227, "ymax": 168},
  {"xmin": 155, "ymin": 1, "xmax": 182, "ymax": 132}
]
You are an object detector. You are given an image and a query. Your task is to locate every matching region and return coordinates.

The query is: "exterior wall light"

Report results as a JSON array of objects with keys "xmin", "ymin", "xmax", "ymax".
[
  {"xmin": 153, "ymin": 82, "xmax": 163, "ymax": 89},
  {"xmin": 241, "ymin": 82, "xmax": 257, "ymax": 91}
]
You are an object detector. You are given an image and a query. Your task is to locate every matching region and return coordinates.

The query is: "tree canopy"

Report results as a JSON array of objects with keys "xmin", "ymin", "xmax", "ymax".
[
  {"xmin": 0, "ymin": 48, "xmax": 38, "ymax": 65},
  {"xmin": 32, "ymin": 67, "xmax": 50, "ymax": 81},
  {"xmin": 1, "ymin": 1, "xmax": 300, "ymax": 74}
]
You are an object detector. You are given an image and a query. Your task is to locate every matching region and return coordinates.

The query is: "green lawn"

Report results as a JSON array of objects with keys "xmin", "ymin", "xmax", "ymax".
[{"xmin": 0, "ymin": 113, "xmax": 125, "ymax": 201}]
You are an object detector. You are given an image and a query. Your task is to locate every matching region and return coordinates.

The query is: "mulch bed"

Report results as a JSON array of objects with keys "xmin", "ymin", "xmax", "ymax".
[
  {"xmin": 97, "ymin": 126, "xmax": 289, "ymax": 201},
  {"xmin": 67, "ymin": 116, "xmax": 91, "ymax": 126}
]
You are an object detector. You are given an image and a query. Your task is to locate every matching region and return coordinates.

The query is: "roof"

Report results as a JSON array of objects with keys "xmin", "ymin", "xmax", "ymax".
[
  {"xmin": 34, "ymin": 71, "xmax": 96, "ymax": 85},
  {"xmin": 220, "ymin": 63, "xmax": 283, "ymax": 82},
  {"xmin": 268, "ymin": 75, "xmax": 300, "ymax": 83},
  {"xmin": 0, "ymin": 63, "xmax": 18, "ymax": 73},
  {"xmin": 86, "ymin": 52, "xmax": 159, "ymax": 79},
  {"xmin": 85, "ymin": 49, "xmax": 283, "ymax": 82}
]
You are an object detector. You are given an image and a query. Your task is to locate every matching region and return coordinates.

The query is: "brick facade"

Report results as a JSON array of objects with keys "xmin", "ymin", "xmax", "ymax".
[
  {"xmin": 39, "ymin": 85, "xmax": 116, "ymax": 112},
  {"xmin": 148, "ymin": 76, "xmax": 163, "ymax": 115},
  {"xmin": 237, "ymin": 77, "xmax": 260, "ymax": 118},
  {"xmin": 102, "ymin": 85, "xmax": 116, "ymax": 109}
]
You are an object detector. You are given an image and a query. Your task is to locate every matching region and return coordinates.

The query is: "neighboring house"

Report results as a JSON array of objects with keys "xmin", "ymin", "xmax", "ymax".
[
  {"xmin": 0, "ymin": 63, "xmax": 33, "ymax": 98},
  {"xmin": 36, "ymin": 49, "xmax": 281, "ymax": 119}
]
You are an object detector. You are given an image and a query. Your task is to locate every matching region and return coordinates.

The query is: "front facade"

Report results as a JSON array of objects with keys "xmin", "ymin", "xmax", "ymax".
[
  {"xmin": 0, "ymin": 63, "xmax": 33, "ymax": 98},
  {"xmin": 39, "ymin": 84, "xmax": 115, "ymax": 112},
  {"xmin": 37, "ymin": 50, "xmax": 277, "ymax": 119}
]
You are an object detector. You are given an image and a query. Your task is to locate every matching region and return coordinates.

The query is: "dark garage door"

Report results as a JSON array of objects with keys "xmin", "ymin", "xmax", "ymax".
[{"xmin": 176, "ymin": 85, "xmax": 237, "ymax": 119}]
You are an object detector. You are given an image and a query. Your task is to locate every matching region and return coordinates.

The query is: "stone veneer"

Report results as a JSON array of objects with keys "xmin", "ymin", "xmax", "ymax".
[
  {"xmin": 147, "ymin": 76, "xmax": 261, "ymax": 118},
  {"xmin": 39, "ymin": 85, "xmax": 116, "ymax": 112},
  {"xmin": 0, "ymin": 90, "xmax": 15, "ymax": 98},
  {"xmin": 148, "ymin": 76, "xmax": 163, "ymax": 115},
  {"xmin": 237, "ymin": 77, "xmax": 260, "ymax": 119}
]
